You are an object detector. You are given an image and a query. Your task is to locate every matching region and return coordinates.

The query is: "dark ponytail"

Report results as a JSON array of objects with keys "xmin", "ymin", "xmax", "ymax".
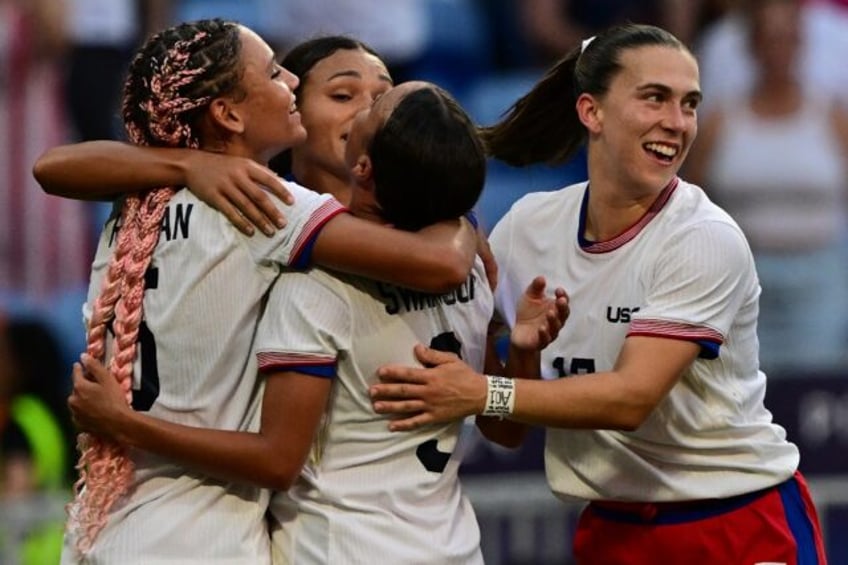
[
  {"xmin": 481, "ymin": 48, "xmax": 583, "ymax": 166},
  {"xmin": 483, "ymin": 23, "xmax": 687, "ymax": 167}
]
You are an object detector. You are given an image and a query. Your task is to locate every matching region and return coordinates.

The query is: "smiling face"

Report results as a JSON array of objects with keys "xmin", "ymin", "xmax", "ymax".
[
  {"xmin": 229, "ymin": 26, "xmax": 307, "ymax": 163},
  {"xmin": 291, "ymin": 48, "xmax": 393, "ymax": 194},
  {"xmin": 582, "ymin": 45, "xmax": 701, "ymax": 193}
]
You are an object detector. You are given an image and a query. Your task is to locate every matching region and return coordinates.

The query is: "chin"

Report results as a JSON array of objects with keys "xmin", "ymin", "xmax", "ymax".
[
  {"xmin": 648, "ymin": 163, "xmax": 680, "ymax": 187},
  {"xmin": 288, "ymin": 129, "xmax": 308, "ymax": 148}
]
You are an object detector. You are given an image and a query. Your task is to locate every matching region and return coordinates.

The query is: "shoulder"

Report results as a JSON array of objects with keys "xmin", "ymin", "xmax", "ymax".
[
  {"xmin": 495, "ymin": 181, "xmax": 586, "ymax": 230},
  {"xmin": 666, "ymin": 181, "xmax": 750, "ymax": 249},
  {"xmin": 512, "ymin": 181, "xmax": 586, "ymax": 211},
  {"xmin": 282, "ymin": 179, "xmax": 320, "ymax": 200}
]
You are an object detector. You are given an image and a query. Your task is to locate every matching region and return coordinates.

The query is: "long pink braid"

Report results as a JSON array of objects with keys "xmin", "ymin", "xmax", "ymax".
[{"xmin": 67, "ymin": 31, "xmax": 212, "ymax": 555}]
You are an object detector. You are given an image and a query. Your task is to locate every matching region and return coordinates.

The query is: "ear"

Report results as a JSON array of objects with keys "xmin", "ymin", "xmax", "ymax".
[
  {"xmin": 351, "ymin": 154, "xmax": 374, "ymax": 188},
  {"xmin": 208, "ymin": 97, "xmax": 245, "ymax": 135},
  {"xmin": 576, "ymin": 93, "xmax": 602, "ymax": 135}
]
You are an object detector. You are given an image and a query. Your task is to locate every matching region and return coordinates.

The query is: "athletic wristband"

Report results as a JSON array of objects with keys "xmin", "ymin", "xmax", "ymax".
[{"xmin": 482, "ymin": 375, "xmax": 515, "ymax": 418}]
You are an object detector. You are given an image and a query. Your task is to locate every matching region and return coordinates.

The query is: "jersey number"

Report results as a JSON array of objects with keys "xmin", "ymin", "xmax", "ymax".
[
  {"xmin": 552, "ymin": 356, "xmax": 595, "ymax": 378},
  {"xmin": 104, "ymin": 267, "xmax": 160, "ymax": 411},
  {"xmin": 415, "ymin": 332, "xmax": 462, "ymax": 473},
  {"xmin": 132, "ymin": 266, "xmax": 161, "ymax": 411}
]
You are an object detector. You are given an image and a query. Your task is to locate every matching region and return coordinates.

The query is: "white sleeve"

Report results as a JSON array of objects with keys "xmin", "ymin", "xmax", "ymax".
[
  {"xmin": 254, "ymin": 270, "xmax": 351, "ymax": 377},
  {"xmin": 631, "ymin": 220, "xmax": 756, "ymax": 342},
  {"xmin": 240, "ymin": 181, "xmax": 346, "ymax": 269}
]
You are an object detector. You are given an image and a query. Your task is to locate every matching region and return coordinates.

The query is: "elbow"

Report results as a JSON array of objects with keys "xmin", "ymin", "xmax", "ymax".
[
  {"xmin": 265, "ymin": 462, "xmax": 302, "ymax": 492},
  {"xmin": 432, "ymin": 253, "xmax": 472, "ymax": 293},
  {"xmin": 32, "ymin": 148, "xmax": 66, "ymax": 195},
  {"xmin": 611, "ymin": 402, "xmax": 655, "ymax": 432}
]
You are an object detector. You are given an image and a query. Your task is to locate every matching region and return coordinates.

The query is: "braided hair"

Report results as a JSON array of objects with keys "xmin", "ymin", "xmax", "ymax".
[{"xmin": 68, "ymin": 19, "xmax": 245, "ymax": 555}]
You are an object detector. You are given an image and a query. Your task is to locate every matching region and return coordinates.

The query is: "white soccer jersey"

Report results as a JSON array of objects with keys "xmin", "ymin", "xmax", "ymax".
[
  {"xmin": 490, "ymin": 178, "xmax": 800, "ymax": 503},
  {"xmin": 256, "ymin": 259, "xmax": 492, "ymax": 565},
  {"xmin": 61, "ymin": 182, "xmax": 345, "ymax": 565}
]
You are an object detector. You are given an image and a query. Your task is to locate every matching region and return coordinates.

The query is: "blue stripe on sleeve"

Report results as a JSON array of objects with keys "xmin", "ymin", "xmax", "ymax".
[{"xmin": 697, "ymin": 340, "xmax": 720, "ymax": 359}]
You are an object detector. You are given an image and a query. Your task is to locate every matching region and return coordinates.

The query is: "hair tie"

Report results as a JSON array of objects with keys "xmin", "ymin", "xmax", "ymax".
[{"xmin": 581, "ymin": 36, "xmax": 596, "ymax": 54}]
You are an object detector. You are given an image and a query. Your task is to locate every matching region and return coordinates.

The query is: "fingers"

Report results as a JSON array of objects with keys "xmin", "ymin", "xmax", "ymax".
[
  {"xmin": 79, "ymin": 354, "xmax": 111, "ymax": 383},
  {"xmin": 369, "ymin": 380, "xmax": 425, "ymax": 401},
  {"xmin": 68, "ymin": 363, "xmax": 91, "ymax": 425},
  {"xmin": 224, "ymin": 186, "xmax": 278, "ymax": 237},
  {"xmin": 375, "ymin": 365, "xmax": 428, "ymax": 385},
  {"xmin": 215, "ymin": 196, "xmax": 258, "ymax": 237},
  {"xmin": 224, "ymin": 171, "xmax": 295, "ymax": 236},
  {"xmin": 413, "ymin": 343, "xmax": 459, "ymax": 366},
  {"xmin": 525, "ymin": 275, "xmax": 547, "ymax": 299},
  {"xmin": 372, "ymin": 398, "xmax": 428, "ymax": 415},
  {"xmin": 242, "ymin": 166, "xmax": 295, "ymax": 229},
  {"xmin": 252, "ymin": 167, "xmax": 295, "ymax": 207},
  {"xmin": 71, "ymin": 361, "xmax": 86, "ymax": 386},
  {"xmin": 555, "ymin": 289, "xmax": 570, "ymax": 322},
  {"xmin": 387, "ymin": 413, "xmax": 432, "ymax": 432},
  {"xmin": 369, "ymin": 395, "xmax": 433, "ymax": 431}
]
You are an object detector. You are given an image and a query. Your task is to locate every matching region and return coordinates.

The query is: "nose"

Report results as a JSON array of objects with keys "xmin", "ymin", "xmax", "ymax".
[
  {"xmin": 283, "ymin": 68, "xmax": 299, "ymax": 91},
  {"xmin": 661, "ymin": 103, "xmax": 688, "ymax": 132}
]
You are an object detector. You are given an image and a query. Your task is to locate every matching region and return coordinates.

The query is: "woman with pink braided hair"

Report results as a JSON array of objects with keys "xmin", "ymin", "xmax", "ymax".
[{"xmin": 45, "ymin": 19, "xmax": 477, "ymax": 565}]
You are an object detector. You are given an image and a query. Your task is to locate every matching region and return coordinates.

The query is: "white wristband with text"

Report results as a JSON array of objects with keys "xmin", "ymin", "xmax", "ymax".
[{"xmin": 482, "ymin": 375, "xmax": 515, "ymax": 418}]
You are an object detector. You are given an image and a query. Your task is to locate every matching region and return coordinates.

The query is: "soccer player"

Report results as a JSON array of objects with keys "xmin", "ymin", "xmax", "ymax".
[
  {"xmin": 34, "ymin": 34, "xmax": 498, "ymax": 290},
  {"xmin": 67, "ymin": 80, "xmax": 566, "ymax": 563},
  {"xmin": 38, "ymin": 20, "xmax": 476, "ymax": 565},
  {"xmin": 369, "ymin": 23, "xmax": 828, "ymax": 564}
]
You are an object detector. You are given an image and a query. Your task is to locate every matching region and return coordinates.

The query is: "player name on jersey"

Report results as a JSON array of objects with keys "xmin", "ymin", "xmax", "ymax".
[
  {"xmin": 376, "ymin": 272, "xmax": 478, "ymax": 315},
  {"xmin": 108, "ymin": 202, "xmax": 194, "ymax": 246}
]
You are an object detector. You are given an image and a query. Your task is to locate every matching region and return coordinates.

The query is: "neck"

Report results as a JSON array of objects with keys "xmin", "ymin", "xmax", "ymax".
[
  {"xmin": 584, "ymin": 157, "xmax": 667, "ymax": 242},
  {"xmin": 291, "ymin": 162, "xmax": 352, "ymax": 205},
  {"xmin": 347, "ymin": 184, "xmax": 384, "ymax": 225},
  {"xmin": 201, "ymin": 141, "xmax": 267, "ymax": 166}
]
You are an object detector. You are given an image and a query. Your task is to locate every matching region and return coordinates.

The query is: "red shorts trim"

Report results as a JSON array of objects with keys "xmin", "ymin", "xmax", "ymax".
[{"xmin": 572, "ymin": 472, "xmax": 827, "ymax": 565}]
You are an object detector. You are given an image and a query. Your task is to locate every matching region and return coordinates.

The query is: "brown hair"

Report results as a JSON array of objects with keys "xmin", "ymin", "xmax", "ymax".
[{"xmin": 482, "ymin": 23, "xmax": 687, "ymax": 166}]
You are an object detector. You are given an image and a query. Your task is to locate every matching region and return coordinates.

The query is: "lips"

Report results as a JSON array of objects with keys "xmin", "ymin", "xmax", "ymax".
[{"xmin": 643, "ymin": 141, "xmax": 678, "ymax": 162}]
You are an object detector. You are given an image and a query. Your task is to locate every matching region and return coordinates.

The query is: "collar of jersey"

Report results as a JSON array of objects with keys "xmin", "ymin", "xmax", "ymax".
[{"xmin": 577, "ymin": 177, "xmax": 679, "ymax": 254}]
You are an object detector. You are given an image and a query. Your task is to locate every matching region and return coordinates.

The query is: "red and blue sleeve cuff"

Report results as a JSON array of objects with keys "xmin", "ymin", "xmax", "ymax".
[
  {"xmin": 628, "ymin": 319, "xmax": 723, "ymax": 360},
  {"xmin": 289, "ymin": 199, "xmax": 348, "ymax": 269},
  {"xmin": 256, "ymin": 351, "xmax": 337, "ymax": 379}
]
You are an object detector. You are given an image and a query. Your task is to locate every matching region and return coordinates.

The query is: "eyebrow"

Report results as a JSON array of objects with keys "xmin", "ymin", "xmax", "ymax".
[
  {"xmin": 326, "ymin": 69, "xmax": 393, "ymax": 84},
  {"xmin": 637, "ymin": 83, "xmax": 703, "ymax": 103}
]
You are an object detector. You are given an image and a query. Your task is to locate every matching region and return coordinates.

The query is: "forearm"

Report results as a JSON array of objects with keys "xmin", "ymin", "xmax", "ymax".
[
  {"xmin": 510, "ymin": 371, "xmax": 651, "ymax": 430},
  {"xmin": 33, "ymin": 141, "xmax": 194, "ymax": 200},
  {"xmin": 117, "ymin": 411, "xmax": 300, "ymax": 490},
  {"xmin": 507, "ymin": 336, "xmax": 696, "ymax": 430},
  {"xmin": 313, "ymin": 215, "xmax": 476, "ymax": 293}
]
